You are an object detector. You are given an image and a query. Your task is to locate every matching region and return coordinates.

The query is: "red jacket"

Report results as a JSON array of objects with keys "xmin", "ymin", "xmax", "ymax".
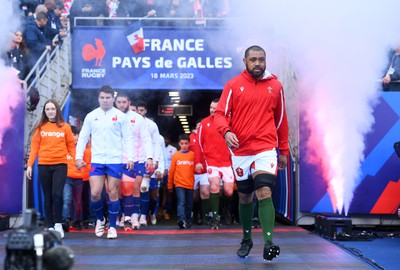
[
  {"xmin": 189, "ymin": 132, "xmax": 207, "ymax": 174},
  {"xmin": 214, "ymin": 69, "xmax": 289, "ymax": 156},
  {"xmin": 195, "ymin": 115, "xmax": 231, "ymax": 167}
]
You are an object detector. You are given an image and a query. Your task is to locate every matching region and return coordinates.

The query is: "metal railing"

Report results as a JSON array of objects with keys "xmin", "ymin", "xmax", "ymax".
[
  {"xmin": 73, "ymin": 16, "xmax": 228, "ymax": 27},
  {"xmin": 22, "ymin": 34, "xmax": 72, "ymax": 163}
]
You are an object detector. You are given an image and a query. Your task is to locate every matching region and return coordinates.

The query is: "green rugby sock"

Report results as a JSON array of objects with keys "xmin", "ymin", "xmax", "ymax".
[
  {"xmin": 239, "ymin": 201, "xmax": 253, "ymax": 240},
  {"xmin": 210, "ymin": 193, "xmax": 220, "ymax": 217},
  {"xmin": 258, "ymin": 197, "xmax": 275, "ymax": 242},
  {"xmin": 201, "ymin": 198, "xmax": 210, "ymax": 221}
]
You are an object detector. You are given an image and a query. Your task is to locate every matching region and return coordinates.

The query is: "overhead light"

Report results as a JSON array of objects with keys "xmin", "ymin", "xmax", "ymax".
[
  {"xmin": 180, "ymin": 121, "xmax": 188, "ymax": 125},
  {"xmin": 171, "ymin": 97, "xmax": 180, "ymax": 100},
  {"xmin": 182, "ymin": 125, "xmax": 189, "ymax": 128},
  {"xmin": 174, "ymin": 100, "xmax": 180, "ymax": 103},
  {"xmin": 172, "ymin": 103, "xmax": 179, "ymax": 106},
  {"xmin": 169, "ymin": 91, "xmax": 179, "ymax": 96},
  {"xmin": 184, "ymin": 130, "xmax": 191, "ymax": 134},
  {"xmin": 178, "ymin": 116, "xmax": 186, "ymax": 119}
]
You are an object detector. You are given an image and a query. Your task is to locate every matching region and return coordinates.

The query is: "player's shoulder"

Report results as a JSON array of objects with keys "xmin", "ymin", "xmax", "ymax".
[
  {"xmin": 262, "ymin": 72, "xmax": 283, "ymax": 88},
  {"xmin": 112, "ymin": 107, "xmax": 126, "ymax": 116},
  {"xmin": 168, "ymin": 145, "xmax": 177, "ymax": 151},
  {"xmin": 85, "ymin": 108, "xmax": 101, "ymax": 120},
  {"xmin": 201, "ymin": 115, "xmax": 212, "ymax": 125},
  {"xmin": 223, "ymin": 72, "xmax": 250, "ymax": 94},
  {"xmin": 145, "ymin": 117, "xmax": 157, "ymax": 126},
  {"xmin": 128, "ymin": 110, "xmax": 144, "ymax": 121}
]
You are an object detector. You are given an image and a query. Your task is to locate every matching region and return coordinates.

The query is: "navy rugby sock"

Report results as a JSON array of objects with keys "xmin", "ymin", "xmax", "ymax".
[
  {"xmin": 132, "ymin": 196, "xmax": 141, "ymax": 215},
  {"xmin": 123, "ymin": 196, "xmax": 134, "ymax": 216},
  {"xmin": 90, "ymin": 199, "xmax": 104, "ymax": 222},
  {"xmin": 108, "ymin": 200, "xmax": 120, "ymax": 228},
  {"xmin": 140, "ymin": 191, "xmax": 150, "ymax": 217}
]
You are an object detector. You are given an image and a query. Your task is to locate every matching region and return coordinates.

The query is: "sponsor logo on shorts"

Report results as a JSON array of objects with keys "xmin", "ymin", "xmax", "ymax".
[{"xmin": 236, "ymin": 167, "xmax": 243, "ymax": 177}]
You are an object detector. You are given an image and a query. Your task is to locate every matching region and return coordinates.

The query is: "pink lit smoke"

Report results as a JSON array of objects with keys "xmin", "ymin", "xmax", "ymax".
[
  {"xmin": 230, "ymin": 0, "xmax": 400, "ymax": 214},
  {"xmin": 0, "ymin": 0, "xmax": 24, "ymax": 164}
]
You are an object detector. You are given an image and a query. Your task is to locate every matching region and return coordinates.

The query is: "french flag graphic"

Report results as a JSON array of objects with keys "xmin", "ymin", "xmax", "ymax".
[{"xmin": 126, "ymin": 21, "xmax": 145, "ymax": 55}]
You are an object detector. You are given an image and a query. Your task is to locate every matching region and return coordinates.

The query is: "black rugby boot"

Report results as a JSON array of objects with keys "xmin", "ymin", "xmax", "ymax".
[
  {"xmin": 263, "ymin": 241, "xmax": 280, "ymax": 261},
  {"xmin": 236, "ymin": 238, "xmax": 253, "ymax": 258}
]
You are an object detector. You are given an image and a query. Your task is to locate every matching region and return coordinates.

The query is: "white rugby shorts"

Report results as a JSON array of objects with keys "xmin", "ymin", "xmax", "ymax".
[
  {"xmin": 231, "ymin": 149, "xmax": 277, "ymax": 181},
  {"xmin": 206, "ymin": 166, "xmax": 234, "ymax": 183},
  {"xmin": 194, "ymin": 173, "xmax": 209, "ymax": 190}
]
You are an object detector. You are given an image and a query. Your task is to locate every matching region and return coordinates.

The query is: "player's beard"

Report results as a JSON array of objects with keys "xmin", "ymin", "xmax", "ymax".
[{"xmin": 247, "ymin": 65, "xmax": 265, "ymax": 80}]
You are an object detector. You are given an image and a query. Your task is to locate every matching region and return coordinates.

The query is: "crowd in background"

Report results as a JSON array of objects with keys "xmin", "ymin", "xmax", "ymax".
[
  {"xmin": 68, "ymin": 0, "xmax": 231, "ymax": 26},
  {"xmin": 2, "ymin": 0, "xmax": 231, "ymax": 82},
  {"xmin": 2, "ymin": 0, "xmax": 68, "ymax": 82},
  {"xmin": 382, "ymin": 44, "xmax": 400, "ymax": 91}
]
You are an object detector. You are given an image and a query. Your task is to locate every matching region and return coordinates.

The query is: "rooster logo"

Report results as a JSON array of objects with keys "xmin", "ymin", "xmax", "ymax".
[{"xmin": 82, "ymin": 38, "xmax": 106, "ymax": 66}]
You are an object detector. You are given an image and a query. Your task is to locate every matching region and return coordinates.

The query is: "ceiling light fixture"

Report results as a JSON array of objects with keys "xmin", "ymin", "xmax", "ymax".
[{"xmin": 169, "ymin": 91, "xmax": 179, "ymax": 96}]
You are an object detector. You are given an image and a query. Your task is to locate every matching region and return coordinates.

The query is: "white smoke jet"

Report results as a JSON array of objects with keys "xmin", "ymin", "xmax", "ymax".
[
  {"xmin": 0, "ymin": 0, "xmax": 24, "ymax": 164},
  {"xmin": 229, "ymin": 0, "xmax": 400, "ymax": 214}
]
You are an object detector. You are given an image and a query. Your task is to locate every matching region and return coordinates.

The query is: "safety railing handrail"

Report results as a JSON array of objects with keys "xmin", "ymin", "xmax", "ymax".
[
  {"xmin": 23, "ymin": 34, "xmax": 72, "ymax": 163},
  {"xmin": 73, "ymin": 16, "xmax": 232, "ymax": 27}
]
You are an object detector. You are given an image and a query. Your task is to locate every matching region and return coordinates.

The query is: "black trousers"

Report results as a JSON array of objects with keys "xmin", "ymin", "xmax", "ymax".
[{"xmin": 38, "ymin": 164, "xmax": 67, "ymax": 228}]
